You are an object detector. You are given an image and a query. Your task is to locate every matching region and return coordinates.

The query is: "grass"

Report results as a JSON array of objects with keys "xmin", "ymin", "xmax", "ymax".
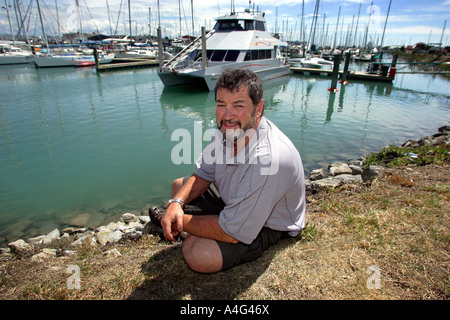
[{"xmin": 0, "ymin": 146, "xmax": 449, "ymax": 300}]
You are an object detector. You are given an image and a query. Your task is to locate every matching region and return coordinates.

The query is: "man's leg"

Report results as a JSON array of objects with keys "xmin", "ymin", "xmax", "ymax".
[{"xmin": 182, "ymin": 235, "xmax": 223, "ymax": 273}]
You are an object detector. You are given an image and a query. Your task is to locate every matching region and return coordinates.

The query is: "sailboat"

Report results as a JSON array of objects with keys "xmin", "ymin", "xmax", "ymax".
[
  {"xmin": 157, "ymin": 8, "xmax": 290, "ymax": 90},
  {"xmin": 0, "ymin": 43, "xmax": 33, "ymax": 65},
  {"xmin": 33, "ymin": 0, "xmax": 94, "ymax": 68}
]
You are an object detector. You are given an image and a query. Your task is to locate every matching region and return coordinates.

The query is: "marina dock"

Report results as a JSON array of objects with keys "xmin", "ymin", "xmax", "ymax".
[
  {"xmin": 96, "ymin": 58, "xmax": 159, "ymax": 71},
  {"xmin": 290, "ymin": 67, "xmax": 395, "ymax": 82}
]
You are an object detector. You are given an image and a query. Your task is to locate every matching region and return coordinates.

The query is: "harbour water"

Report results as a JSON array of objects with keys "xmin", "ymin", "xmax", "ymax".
[{"xmin": 0, "ymin": 61, "xmax": 449, "ymax": 242}]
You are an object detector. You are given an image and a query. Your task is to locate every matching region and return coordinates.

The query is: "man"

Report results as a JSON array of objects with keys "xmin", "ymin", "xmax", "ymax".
[{"xmin": 150, "ymin": 68, "xmax": 306, "ymax": 273}]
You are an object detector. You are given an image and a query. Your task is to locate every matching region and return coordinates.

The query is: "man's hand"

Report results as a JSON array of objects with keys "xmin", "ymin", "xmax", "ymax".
[{"xmin": 161, "ymin": 202, "xmax": 184, "ymax": 242}]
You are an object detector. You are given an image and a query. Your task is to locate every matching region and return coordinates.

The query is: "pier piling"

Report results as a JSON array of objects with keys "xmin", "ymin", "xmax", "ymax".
[{"xmin": 328, "ymin": 54, "xmax": 342, "ymax": 91}]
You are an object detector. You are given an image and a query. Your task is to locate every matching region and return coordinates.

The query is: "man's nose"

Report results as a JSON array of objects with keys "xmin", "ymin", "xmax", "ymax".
[{"xmin": 223, "ymin": 105, "xmax": 235, "ymax": 119}]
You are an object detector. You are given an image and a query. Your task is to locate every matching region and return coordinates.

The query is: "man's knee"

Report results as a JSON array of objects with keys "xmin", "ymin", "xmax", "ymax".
[{"xmin": 182, "ymin": 235, "xmax": 223, "ymax": 273}]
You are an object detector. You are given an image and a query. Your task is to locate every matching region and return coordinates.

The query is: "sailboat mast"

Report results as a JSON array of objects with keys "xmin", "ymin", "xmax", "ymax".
[
  {"xmin": 363, "ymin": 1, "xmax": 373, "ymax": 49},
  {"xmin": 128, "ymin": 0, "xmax": 132, "ymax": 39},
  {"xmin": 353, "ymin": 3, "xmax": 361, "ymax": 48},
  {"xmin": 333, "ymin": 6, "xmax": 340, "ymax": 49},
  {"xmin": 378, "ymin": 0, "xmax": 392, "ymax": 54},
  {"xmin": 179, "ymin": 0, "xmax": 182, "ymax": 38},
  {"xmin": 75, "ymin": 0, "xmax": 84, "ymax": 42},
  {"xmin": 4, "ymin": 0, "xmax": 15, "ymax": 43},
  {"xmin": 36, "ymin": 0, "xmax": 49, "ymax": 53},
  {"xmin": 55, "ymin": 0, "xmax": 61, "ymax": 41},
  {"xmin": 191, "ymin": 0, "xmax": 194, "ymax": 39}
]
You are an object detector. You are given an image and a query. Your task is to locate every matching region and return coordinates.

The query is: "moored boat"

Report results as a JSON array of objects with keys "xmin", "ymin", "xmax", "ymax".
[
  {"xmin": 0, "ymin": 44, "xmax": 33, "ymax": 65},
  {"xmin": 158, "ymin": 9, "xmax": 290, "ymax": 91}
]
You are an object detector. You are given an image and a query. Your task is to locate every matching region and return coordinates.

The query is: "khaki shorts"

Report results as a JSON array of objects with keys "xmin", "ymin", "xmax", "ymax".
[{"xmin": 182, "ymin": 176, "xmax": 288, "ymax": 271}]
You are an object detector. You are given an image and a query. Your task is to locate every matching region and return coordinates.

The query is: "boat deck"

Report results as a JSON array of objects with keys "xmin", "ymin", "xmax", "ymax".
[{"xmin": 290, "ymin": 67, "xmax": 395, "ymax": 82}]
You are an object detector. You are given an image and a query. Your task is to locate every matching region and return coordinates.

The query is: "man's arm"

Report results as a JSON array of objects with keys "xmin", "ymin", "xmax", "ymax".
[
  {"xmin": 161, "ymin": 174, "xmax": 239, "ymax": 243},
  {"xmin": 183, "ymin": 215, "xmax": 239, "ymax": 244}
]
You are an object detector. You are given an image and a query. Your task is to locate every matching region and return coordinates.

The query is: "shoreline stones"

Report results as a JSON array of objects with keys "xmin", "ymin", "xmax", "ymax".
[{"xmin": 1, "ymin": 212, "xmax": 152, "ymax": 262}]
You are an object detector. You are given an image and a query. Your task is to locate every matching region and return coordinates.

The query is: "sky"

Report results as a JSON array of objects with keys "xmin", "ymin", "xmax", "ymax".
[{"xmin": 1, "ymin": 0, "xmax": 449, "ymax": 47}]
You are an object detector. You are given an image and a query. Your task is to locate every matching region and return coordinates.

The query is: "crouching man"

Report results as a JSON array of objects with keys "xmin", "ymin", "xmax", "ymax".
[{"xmin": 150, "ymin": 68, "xmax": 306, "ymax": 273}]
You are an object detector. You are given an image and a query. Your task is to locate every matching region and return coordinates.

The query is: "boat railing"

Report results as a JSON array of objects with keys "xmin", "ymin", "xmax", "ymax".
[
  {"xmin": 163, "ymin": 30, "xmax": 215, "ymax": 70},
  {"xmin": 163, "ymin": 56, "xmax": 205, "ymax": 72}
]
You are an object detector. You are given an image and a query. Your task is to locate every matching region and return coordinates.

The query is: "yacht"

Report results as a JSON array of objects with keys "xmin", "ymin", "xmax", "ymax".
[
  {"xmin": 158, "ymin": 9, "xmax": 290, "ymax": 90},
  {"xmin": 0, "ymin": 43, "xmax": 33, "ymax": 65}
]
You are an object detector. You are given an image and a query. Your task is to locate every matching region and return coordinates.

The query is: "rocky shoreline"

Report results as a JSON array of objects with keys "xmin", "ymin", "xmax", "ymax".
[{"xmin": 1, "ymin": 125, "xmax": 449, "ymax": 263}]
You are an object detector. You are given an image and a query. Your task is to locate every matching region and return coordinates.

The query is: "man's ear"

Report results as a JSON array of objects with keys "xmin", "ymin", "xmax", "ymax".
[{"xmin": 256, "ymin": 99, "xmax": 264, "ymax": 118}]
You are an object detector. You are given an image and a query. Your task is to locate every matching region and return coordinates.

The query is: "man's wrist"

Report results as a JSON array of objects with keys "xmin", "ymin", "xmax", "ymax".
[{"xmin": 167, "ymin": 198, "xmax": 185, "ymax": 208}]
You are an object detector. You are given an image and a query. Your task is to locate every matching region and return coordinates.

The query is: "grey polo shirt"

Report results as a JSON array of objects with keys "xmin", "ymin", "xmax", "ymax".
[{"xmin": 194, "ymin": 116, "xmax": 306, "ymax": 245}]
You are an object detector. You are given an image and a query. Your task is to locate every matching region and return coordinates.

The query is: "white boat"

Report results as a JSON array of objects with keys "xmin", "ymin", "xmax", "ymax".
[
  {"xmin": 0, "ymin": 44, "xmax": 33, "ymax": 65},
  {"xmin": 73, "ymin": 52, "xmax": 115, "ymax": 67},
  {"xmin": 33, "ymin": 53, "xmax": 77, "ymax": 68},
  {"xmin": 352, "ymin": 50, "xmax": 373, "ymax": 62},
  {"xmin": 124, "ymin": 48, "xmax": 158, "ymax": 59},
  {"xmin": 289, "ymin": 56, "xmax": 333, "ymax": 69},
  {"xmin": 158, "ymin": 9, "xmax": 290, "ymax": 91}
]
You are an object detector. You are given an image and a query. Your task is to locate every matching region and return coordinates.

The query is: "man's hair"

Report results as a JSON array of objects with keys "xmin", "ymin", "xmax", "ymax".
[{"xmin": 214, "ymin": 68, "xmax": 263, "ymax": 107}]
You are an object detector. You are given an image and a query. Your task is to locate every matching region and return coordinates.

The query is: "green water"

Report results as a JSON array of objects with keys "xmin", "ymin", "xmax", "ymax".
[{"xmin": 0, "ymin": 62, "xmax": 448, "ymax": 241}]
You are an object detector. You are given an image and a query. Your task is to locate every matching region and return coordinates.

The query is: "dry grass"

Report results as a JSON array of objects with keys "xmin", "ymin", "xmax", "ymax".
[{"xmin": 0, "ymin": 162, "xmax": 448, "ymax": 300}]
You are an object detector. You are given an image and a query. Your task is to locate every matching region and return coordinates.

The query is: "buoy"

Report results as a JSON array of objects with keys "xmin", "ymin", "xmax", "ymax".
[
  {"xmin": 339, "ymin": 80, "xmax": 348, "ymax": 85},
  {"xmin": 328, "ymin": 88, "xmax": 339, "ymax": 92}
]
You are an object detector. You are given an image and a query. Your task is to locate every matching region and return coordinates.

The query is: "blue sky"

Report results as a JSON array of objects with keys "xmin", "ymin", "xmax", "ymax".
[{"xmin": 2, "ymin": 0, "xmax": 449, "ymax": 46}]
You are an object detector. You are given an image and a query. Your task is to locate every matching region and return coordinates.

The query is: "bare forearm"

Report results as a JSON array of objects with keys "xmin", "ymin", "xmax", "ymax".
[
  {"xmin": 183, "ymin": 215, "xmax": 239, "ymax": 244},
  {"xmin": 173, "ymin": 174, "xmax": 211, "ymax": 204}
]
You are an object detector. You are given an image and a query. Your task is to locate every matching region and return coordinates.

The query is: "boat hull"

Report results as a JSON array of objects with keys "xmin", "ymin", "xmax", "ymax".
[
  {"xmin": 0, "ymin": 55, "xmax": 33, "ymax": 65},
  {"xmin": 33, "ymin": 55, "xmax": 76, "ymax": 68},
  {"xmin": 158, "ymin": 61, "xmax": 291, "ymax": 91}
]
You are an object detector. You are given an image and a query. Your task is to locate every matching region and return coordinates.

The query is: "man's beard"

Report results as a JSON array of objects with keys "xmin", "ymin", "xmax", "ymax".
[{"xmin": 218, "ymin": 110, "xmax": 257, "ymax": 141}]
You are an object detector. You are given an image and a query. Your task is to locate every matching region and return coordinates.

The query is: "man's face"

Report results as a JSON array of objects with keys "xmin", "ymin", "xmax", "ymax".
[{"xmin": 215, "ymin": 85, "xmax": 263, "ymax": 141}]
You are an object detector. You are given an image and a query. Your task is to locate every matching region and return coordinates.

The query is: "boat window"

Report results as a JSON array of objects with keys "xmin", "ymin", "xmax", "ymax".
[
  {"xmin": 245, "ymin": 21, "xmax": 254, "ymax": 30},
  {"xmin": 255, "ymin": 21, "xmax": 266, "ymax": 31},
  {"xmin": 211, "ymin": 50, "xmax": 227, "ymax": 61},
  {"xmin": 214, "ymin": 20, "xmax": 245, "ymax": 31},
  {"xmin": 224, "ymin": 50, "xmax": 240, "ymax": 61},
  {"xmin": 244, "ymin": 49, "xmax": 272, "ymax": 61}
]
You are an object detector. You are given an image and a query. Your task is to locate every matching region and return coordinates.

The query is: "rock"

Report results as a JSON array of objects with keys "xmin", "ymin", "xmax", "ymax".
[
  {"xmin": 349, "ymin": 165, "xmax": 363, "ymax": 175},
  {"xmin": 333, "ymin": 174, "xmax": 362, "ymax": 184},
  {"xmin": 96, "ymin": 229, "xmax": 123, "ymax": 245},
  {"xmin": 139, "ymin": 216, "xmax": 150, "ymax": 224},
  {"xmin": 328, "ymin": 162, "xmax": 352, "ymax": 177},
  {"xmin": 28, "ymin": 228, "xmax": 60, "ymax": 246},
  {"xmin": 31, "ymin": 248, "xmax": 57, "ymax": 262},
  {"xmin": 61, "ymin": 227, "xmax": 88, "ymax": 235},
  {"xmin": 8, "ymin": 239, "xmax": 32, "ymax": 255},
  {"xmin": 70, "ymin": 231, "xmax": 95, "ymax": 247},
  {"xmin": 311, "ymin": 178, "xmax": 342, "ymax": 189},
  {"xmin": 120, "ymin": 213, "xmax": 138, "ymax": 224},
  {"xmin": 438, "ymin": 125, "xmax": 450, "ymax": 134},
  {"xmin": 104, "ymin": 248, "xmax": 122, "ymax": 257},
  {"xmin": 309, "ymin": 168, "xmax": 324, "ymax": 181},
  {"xmin": 70, "ymin": 213, "xmax": 91, "ymax": 227},
  {"xmin": 362, "ymin": 165, "xmax": 384, "ymax": 182}
]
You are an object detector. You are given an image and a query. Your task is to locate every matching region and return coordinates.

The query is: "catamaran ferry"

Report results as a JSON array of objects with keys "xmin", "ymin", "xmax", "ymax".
[{"xmin": 158, "ymin": 9, "xmax": 290, "ymax": 90}]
